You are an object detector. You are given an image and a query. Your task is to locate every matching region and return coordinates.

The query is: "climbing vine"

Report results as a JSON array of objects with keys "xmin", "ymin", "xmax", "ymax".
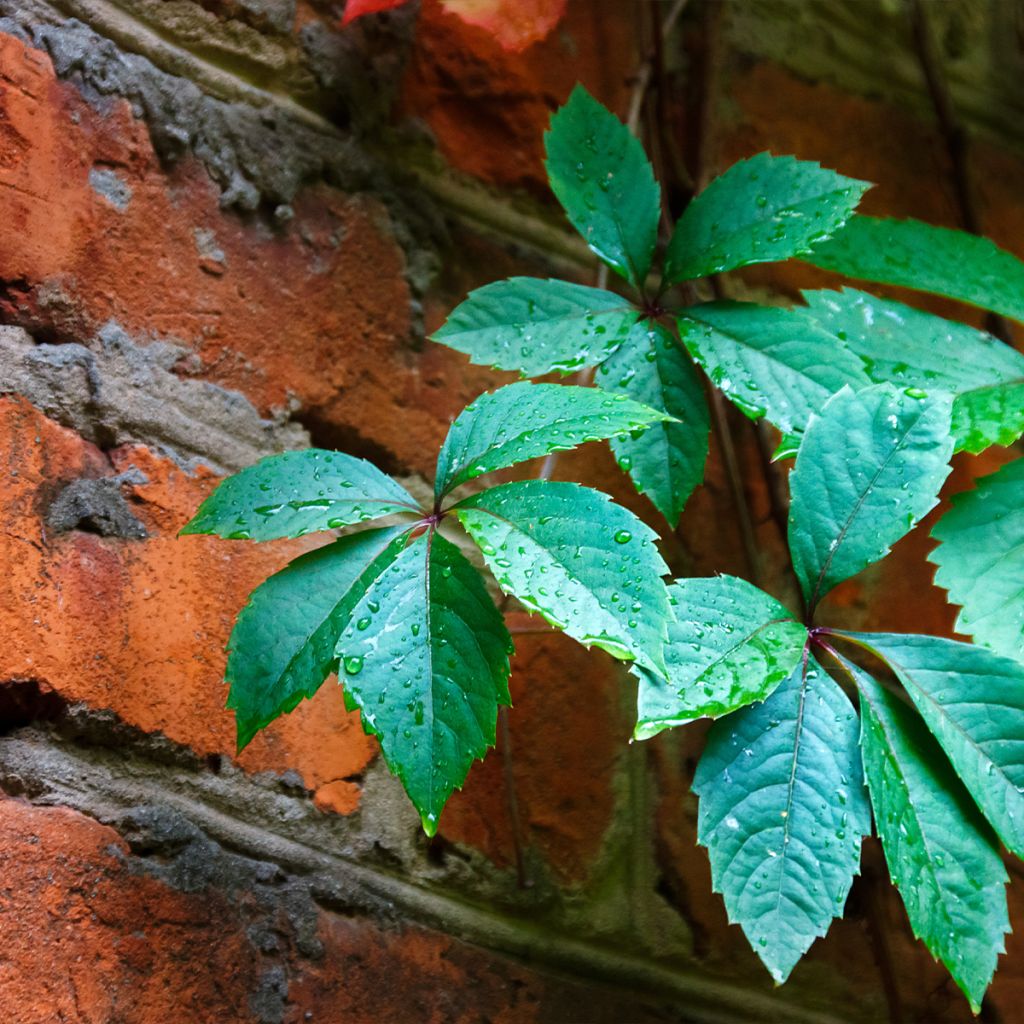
[{"xmin": 184, "ymin": 85, "xmax": 1024, "ymax": 1010}]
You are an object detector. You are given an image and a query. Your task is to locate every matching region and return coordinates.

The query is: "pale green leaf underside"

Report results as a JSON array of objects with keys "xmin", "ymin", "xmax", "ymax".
[
  {"xmin": 844, "ymin": 631, "xmax": 1024, "ymax": 859},
  {"xmin": 693, "ymin": 656, "xmax": 870, "ymax": 984},
  {"xmin": 634, "ymin": 575, "xmax": 806, "ymax": 739},
  {"xmin": 181, "ymin": 449, "xmax": 419, "ymax": 540},
  {"xmin": 847, "ymin": 656, "xmax": 1008, "ymax": 1012},
  {"xmin": 802, "ymin": 288, "xmax": 1024, "ymax": 454},
  {"xmin": 455, "ymin": 480, "xmax": 672, "ymax": 676},
  {"xmin": 544, "ymin": 84, "xmax": 661, "ymax": 285},
  {"xmin": 431, "ymin": 277, "xmax": 639, "ymax": 377},
  {"xmin": 803, "ymin": 215, "xmax": 1024, "ymax": 324},
  {"xmin": 678, "ymin": 302, "xmax": 870, "ymax": 436},
  {"xmin": 226, "ymin": 525, "xmax": 409, "ymax": 750},
  {"xmin": 665, "ymin": 153, "xmax": 870, "ymax": 283},
  {"xmin": 598, "ymin": 320, "xmax": 710, "ymax": 526},
  {"xmin": 931, "ymin": 457, "xmax": 1024, "ymax": 660},
  {"xmin": 335, "ymin": 531, "xmax": 511, "ymax": 836},
  {"xmin": 434, "ymin": 382, "xmax": 669, "ymax": 500},
  {"xmin": 787, "ymin": 384, "xmax": 954, "ymax": 609}
]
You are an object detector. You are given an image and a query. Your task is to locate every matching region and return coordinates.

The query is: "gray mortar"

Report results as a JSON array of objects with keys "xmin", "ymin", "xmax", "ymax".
[
  {"xmin": 47, "ymin": 468, "xmax": 148, "ymax": 538},
  {"xmin": 88, "ymin": 166, "xmax": 133, "ymax": 210},
  {"xmin": 0, "ymin": 323, "xmax": 307, "ymax": 472}
]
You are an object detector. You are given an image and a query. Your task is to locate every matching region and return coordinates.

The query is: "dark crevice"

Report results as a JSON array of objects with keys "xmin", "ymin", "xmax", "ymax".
[
  {"xmin": 292, "ymin": 407, "xmax": 406, "ymax": 477},
  {"xmin": 0, "ymin": 679, "xmax": 68, "ymax": 736}
]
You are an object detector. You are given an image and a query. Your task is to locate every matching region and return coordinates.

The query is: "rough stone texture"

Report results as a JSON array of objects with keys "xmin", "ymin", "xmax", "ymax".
[{"xmin": 2, "ymin": 0, "xmax": 1024, "ymax": 1020}]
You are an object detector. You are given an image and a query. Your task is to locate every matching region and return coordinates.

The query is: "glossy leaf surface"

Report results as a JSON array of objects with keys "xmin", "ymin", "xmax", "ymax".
[
  {"xmin": 693, "ymin": 656, "xmax": 870, "ymax": 983},
  {"xmin": 431, "ymin": 277, "xmax": 638, "ymax": 377},
  {"xmin": 226, "ymin": 526, "xmax": 410, "ymax": 750},
  {"xmin": 598, "ymin": 320, "xmax": 710, "ymax": 525},
  {"xmin": 802, "ymin": 288, "xmax": 1024, "ymax": 454},
  {"xmin": 634, "ymin": 575, "xmax": 806, "ymax": 739},
  {"xmin": 931, "ymin": 457, "xmax": 1024, "ymax": 659},
  {"xmin": 336, "ymin": 531, "xmax": 511, "ymax": 835},
  {"xmin": 455, "ymin": 481, "xmax": 672, "ymax": 675},
  {"xmin": 803, "ymin": 215, "xmax": 1024, "ymax": 323},
  {"xmin": 678, "ymin": 302, "xmax": 870, "ymax": 435},
  {"xmin": 665, "ymin": 153, "xmax": 869, "ymax": 283},
  {"xmin": 544, "ymin": 85, "xmax": 660, "ymax": 285},
  {"xmin": 849, "ymin": 656, "xmax": 1008, "ymax": 1012},
  {"xmin": 181, "ymin": 450, "xmax": 419, "ymax": 541},
  {"xmin": 844, "ymin": 631, "xmax": 1024, "ymax": 858},
  {"xmin": 788, "ymin": 384, "xmax": 953, "ymax": 610},
  {"xmin": 434, "ymin": 382, "xmax": 668, "ymax": 499}
]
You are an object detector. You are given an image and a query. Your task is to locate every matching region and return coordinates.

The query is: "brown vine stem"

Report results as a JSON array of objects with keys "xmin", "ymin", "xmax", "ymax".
[{"xmin": 906, "ymin": 0, "xmax": 1012, "ymax": 343}]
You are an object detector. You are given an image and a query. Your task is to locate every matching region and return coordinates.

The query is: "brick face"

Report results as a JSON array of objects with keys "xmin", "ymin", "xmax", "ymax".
[{"xmin": 1, "ymin": 0, "xmax": 1023, "ymax": 1020}]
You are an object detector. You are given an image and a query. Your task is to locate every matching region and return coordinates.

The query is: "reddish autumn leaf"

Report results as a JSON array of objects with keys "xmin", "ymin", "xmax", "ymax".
[
  {"xmin": 440, "ymin": 0, "xmax": 567, "ymax": 51},
  {"xmin": 341, "ymin": 0, "xmax": 409, "ymax": 26}
]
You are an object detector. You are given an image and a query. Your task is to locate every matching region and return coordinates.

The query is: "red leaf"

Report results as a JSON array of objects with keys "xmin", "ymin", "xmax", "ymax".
[
  {"xmin": 341, "ymin": 0, "xmax": 410, "ymax": 26},
  {"xmin": 440, "ymin": 0, "xmax": 567, "ymax": 51}
]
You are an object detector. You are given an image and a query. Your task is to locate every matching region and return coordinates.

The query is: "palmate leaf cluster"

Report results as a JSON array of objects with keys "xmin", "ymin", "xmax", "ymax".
[{"xmin": 184, "ymin": 82, "xmax": 1024, "ymax": 1009}]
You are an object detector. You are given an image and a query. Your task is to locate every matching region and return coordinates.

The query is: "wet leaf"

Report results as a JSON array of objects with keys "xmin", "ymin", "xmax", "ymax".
[
  {"xmin": 335, "ymin": 531, "xmax": 511, "ymax": 835},
  {"xmin": 634, "ymin": 574, "xmax": 806, "ymax": 739},
  {"xmin": 693, "ymin": 656, "xmax": 869, "ymax": 983},
  {"xmin": 454, "ymin": 480, "xmax": 672, "ymax": 675},
  {"xmin": 545, "ymin": 85, "xmax": 660, "ymax": 286},
  {"xmin": 842, "ymin": 654, "xmax": 1008, "ymax": 1012},
  {"xmin": 665, "ymin": 153, "xmax": 870, "ymax": 283},
  {"xmin": 431, "ymin": 277, "xmax": 638, "ymax": 377},
  {"xmin": 434, "ymin": 381, "xmax": 669, "ymax": 499},
  {"xmin": 931, "ymin": 458, "xmax": 1024, "ymax": 660},
  {"xmin": 803, "ymin": 215, "xmax": 1024, "ymax": 323},
  {"xmin": 598, "ymin": 320, "xmax": 710, "ymax": 526},
  {"xmin": 181, "ymin": 450, "xmax": 420, "ymax": 540},
  {"xmin": 788, "ymin": 384, "xmax": 954, "ymax": 610},
  {"xmin": 803, "ymin": 288, "xmax": 1024, "ymax": 454},
  {"xmin": 227, "ymin": 526, "xmax": 410, "ymax": 750}
]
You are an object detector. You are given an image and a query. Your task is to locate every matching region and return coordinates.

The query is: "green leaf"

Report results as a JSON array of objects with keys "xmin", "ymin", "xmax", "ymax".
[
  {"xmin": 431, "ymin": 277, "xmax": 639, "ymax": 377},
  {"xmin": 181, "ymin": 450, "xmax": 419, "ymax": 541},
  {"xmin": 842, "ymin": 654, "xmax": 1008, "ymax": 1012},
  {"xmin": 596, "ymin": 321, "xmax": 710, "ymax": 526},
  {"xmin": 544, "ymin": 84, "xmax": 660, "ymax": 286},
  {"xmin": 454, "ymin": 480, "xmax": 672, "ymax": 675},
  {"xmin": 434, "ymin": 382, "xmax": 669, "ymax": 499},
  {"xmin": 802, "ymin": 288, "xmax": 1024, "ymax": 454},
  {"xmin": 678, "ymin": 302, "xmax": 870, "ymax": 435},
  {"xmin": 802, "ymin": 215, "xmax": 1024, "ymax": 323},
  {"xmin": 664, "ymin": 153, "xmax": 870, "ymax": 283},
  {"xmin": 634, "ymin": 575, "xmax": 806, "ymax": 740},
  {"xmin": 931, "ymin": 457, "xmax": 1024, "ymax": 660},
  {"xmin": 226, "ymin": 525, "xmax": 410, "ymax": 750},
  {"xmin": 693, "ymin": 656, "xmax": 870, "ymax": 983},
  {"xmin": 335, "ymin": 531, "xmax": 511, "ymax": 835},
  {"xmin": 842, "ymin": 631, "xmax": 1024, "ymax": 859},
  {"xmin": 788, "ymin": 384, "xmax": 954, "ymax": 610}
]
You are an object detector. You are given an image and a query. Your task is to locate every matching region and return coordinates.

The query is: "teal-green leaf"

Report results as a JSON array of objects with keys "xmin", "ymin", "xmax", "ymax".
[
  {"xmin": 678, "ymin": 302, "xmax": 871, "ymax": 435},
  {"xmin": 802, "ymin": 288, "xmax": 1024, "ymax": 454},
  {"xmin": 802, "ymin": 215, "xmax": 1024, "ymax": 323},
  {"xmin": 226, "ymin": 525, "xmax": 409, "ymax": 750},
  {"xmin": 664, "ymin": 153, "xmax": 870, "ymax": 283},
  {"xmin": 181, "ymin": 450, "xmax": 420, "ymax": 540},
  {"xmin": 841, "ymin": 630, "xmax": 1024, "ymax": 858},
  {"xmin": 544, "ymin": 84, "xmax": 660, "ymax": 286},
  {"xmin": 597, "ymin": 320, "xmax": 710, "ymax": 526},
  {"xmin": 335, "ymin": 531, "xmax": 511, "ymax": 835},
  {"xmin": 634, "ymin": 575, "xmax": 806, "ymax": 740},
  {"xmin": 431, "ymin": 277, "xmax": 639, "ymax": 377},
  {"xmin": 434, "ymin": 382, "xmax": 669, "ymax": 500},
  {"xmin": 843, "ymin": 655, "xmax": 1008, "ymax": 1012},
  {"xmin": 931, "ymin": 457, "xmax": 1024, "ymax": 660},
  {"xmin": 454, "ymin": 480, "xmax": 672, "ymax": 675},
  {"xmin": 787, "ymin": 384, "xmax": 954, "ymax": 610},
  {"xmin": 693, "ymin": 655, "xmax": 870, "ymax": 984}
]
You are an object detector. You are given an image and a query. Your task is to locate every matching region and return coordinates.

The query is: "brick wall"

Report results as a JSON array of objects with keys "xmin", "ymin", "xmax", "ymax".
[{"xmin": 0, "ymin": 2, "xmax": 1021, "ymax": 1021}]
